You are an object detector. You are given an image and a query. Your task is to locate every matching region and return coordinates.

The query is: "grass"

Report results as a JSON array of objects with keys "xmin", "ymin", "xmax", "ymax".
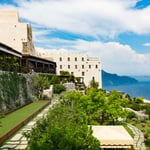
[
  {"xmin": 123, "ymin": 124, "xmax": 134, "ymax": 138},
  {"xmin": 0, "ymin": 101, "xmax": 48, "ymax": 136}
]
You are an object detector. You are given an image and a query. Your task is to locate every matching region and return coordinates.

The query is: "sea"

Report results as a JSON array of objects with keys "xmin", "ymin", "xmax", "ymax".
[{"xmin": 103, "ymin": 76, "xmax": 150, "ymax": 101}]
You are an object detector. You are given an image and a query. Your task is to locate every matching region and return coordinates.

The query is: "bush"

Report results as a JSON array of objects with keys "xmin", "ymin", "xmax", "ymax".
[
  {"xmin": 129, "ymin": 103, "xmax": 141, "ymax": 111},
  {"xmin": 126, "ymin": 111, "xmax": 137, "ymax": 120},
  {"xmin": 145, "ymin": 138, "xmax": 150, "ymax": 146},
  {"xmin": 50, "ymin": 75, "xmax": 60, "ymax": 84},
  {"xmin": 134, "ymin": 97, "xmax": 144, "ymax": 104},
  {"xmin": 53, "ymin": 84, "xmax": 66, "ymax": 94},
  {"xmin": 60, "ymin": 71, "xmax": 71, "ymax": 76}
]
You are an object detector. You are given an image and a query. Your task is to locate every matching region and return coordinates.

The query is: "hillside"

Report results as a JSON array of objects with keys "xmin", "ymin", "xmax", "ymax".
[{"xmin": 102, "ymin": 70, "xmax": 138, "ymax": 86}]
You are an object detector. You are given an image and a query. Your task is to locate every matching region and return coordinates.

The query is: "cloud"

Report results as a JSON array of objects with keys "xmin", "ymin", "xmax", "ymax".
[
  {"xmin": 143, "ymin": 43, "xmax": 150, "ymax": 47},
  {"xmin": 0, "ymin": 0, "xmax": 148, "ymax": 38},
  {"xmin": 72, "ymin": 40, "xmax": 150, "ymax": 74},
  {"xmin": 36, "ymin": 39, "xmax": 150, "ymax": 75},
  {"xmin": 1, "ymin": 0, "xmax": 150, "ymax": 75}
]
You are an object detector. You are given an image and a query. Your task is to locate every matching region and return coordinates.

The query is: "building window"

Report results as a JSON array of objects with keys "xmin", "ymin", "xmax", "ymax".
[
  {"xmin": 68, "ymin": 65, "xmax": 70, "ymax": 69},
  {"xmin": 82, "ymin": 65, "xmax": 84, "ymax": 69},
  {"xmin": 75, "ymin": 65, "xmax": 77, "ymax": 69},
  {"xmin": 82, "ymin": 57, "xmax": 84, "ymax": 61},
  {"xmin": 60, "ymin": 65, "xmax": 62, "ymax": 69},
  {"xmin": 71, "ymin": 72, "xmax": 74, "ymax": 75},
  {"xmin": 82, "ymin": 72, "xmax": 85, "ymax": 76},
  {"xmin": 68, "ymin": 57, "xmax": 70, "ymax": 61},
  {"xmin": 75, "ymin": 57, "xmax": 77, "ymax": 61},
  {"xmin": 60, "ymin": 57, "xmax": 62, "ymax": 61},
  {"xmin": 89, "ymin": 65, "xmax": 91, "ymax": 69},
  {"xmin": 96, "ymin": 64, "xmax": 98, "ymax": 68}
]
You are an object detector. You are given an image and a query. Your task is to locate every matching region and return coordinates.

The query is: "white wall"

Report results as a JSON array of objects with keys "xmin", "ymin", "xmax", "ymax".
[
  {"xmin": 37, "ymin": 51, "xmax": 102, "ymax": 88},
  {"xmin": 0, "ymin": 10, "xmax": 36, "ymax": 55}
]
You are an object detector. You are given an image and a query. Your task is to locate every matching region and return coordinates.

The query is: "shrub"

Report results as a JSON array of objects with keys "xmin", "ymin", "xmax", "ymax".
[
  {"xmin": 134, "ymin": 97, "xmax": 144, "ymax": 104},
  {"xmin": 126, "ymin": 111, "xmax": 137, "ymax": 120},
  {"xmin": 53, "ymin": 84, "xmax": 66, "ymax": 94},
  {"xmin": 60, "ymin": 71, "xmax": 71, "ymax": 76},
  {"xmin": 50, "ymin": 75, "xmax": 60, "ymax": 84},
  {"xmin": 145, "ymin": 138, "xmax": 150, "ymax": 146}
]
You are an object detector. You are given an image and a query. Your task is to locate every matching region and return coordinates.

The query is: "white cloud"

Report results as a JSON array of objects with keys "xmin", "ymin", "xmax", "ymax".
[
  {"xmin": 36, "ymin": 39, "xmax": 150, "ymax": 75},
  {"xmin": 1, "ymin": 0, "xmax": 149, "ymax": 38},
  {"xmin": 1, "ymin": 0, "xmax": 150, "ymax": 75},
  {"xmin": 143, "ymin": 43, "xmax": 150, "ymax": 47}
]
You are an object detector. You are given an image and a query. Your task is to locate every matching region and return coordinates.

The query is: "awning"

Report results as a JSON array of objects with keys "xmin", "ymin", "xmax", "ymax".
[{"xmin": 91, "ymin": 125, "xmax": 134, "ymax": 148}]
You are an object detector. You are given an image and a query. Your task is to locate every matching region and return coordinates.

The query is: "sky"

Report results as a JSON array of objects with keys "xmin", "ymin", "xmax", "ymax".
[{"xmin": 0, "ymin": 0, "xmax": 150, "ymax": 76}]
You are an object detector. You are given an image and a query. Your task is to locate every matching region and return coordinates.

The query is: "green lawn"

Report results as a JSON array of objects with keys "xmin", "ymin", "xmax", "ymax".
[
  {"xmin": 0, "ymin": 101, "xmax": 48, "ymax": 136},
  {"xmin": 123, "ymin": 124, "xmax": 134, "ymax": 138}
]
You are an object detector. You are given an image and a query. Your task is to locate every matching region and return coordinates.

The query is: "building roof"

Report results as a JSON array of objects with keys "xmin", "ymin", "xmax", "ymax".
[
  {"xmin": 0, "ymin": 42, "xmax": 22, "ymax": 57},
  {"xmin": 22, "ymin": 54, "xmax": 56, "ymax": 65},
  {"xmin": 91, "ymin": 125, "xmax": 134, "ymax": 148}
]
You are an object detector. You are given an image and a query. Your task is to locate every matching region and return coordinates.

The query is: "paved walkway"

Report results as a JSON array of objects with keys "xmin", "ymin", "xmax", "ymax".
[
  {"xmin": 127, "ymin": 124, "xmax": 146, "ymax": 150},
  {"xmin": 0, "ymin": 101, "xmax": 58, "ymax": 150}
]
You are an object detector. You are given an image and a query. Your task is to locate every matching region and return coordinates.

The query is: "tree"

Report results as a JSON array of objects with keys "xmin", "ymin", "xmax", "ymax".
[
  {"xmin": 31, "ymin": 74, "xmax": 49, "ymax": 99},
  {"xmin": 25, "ymin": 105, "xmax": 101, "ymax": 150},
  {"xmin": 64, "ymin": 89, "xmax": 126, "ymax": 125},
  {"xmin": 106, "ymin": 90, "xmax": 125, "ymax": 124},
  {"xmin": 89, "ymin": 79, "xmax": 99, "ymax": 89},
  {"xmin": 84, "ymin": 88, "xmax": 107, "ymax": 124}
]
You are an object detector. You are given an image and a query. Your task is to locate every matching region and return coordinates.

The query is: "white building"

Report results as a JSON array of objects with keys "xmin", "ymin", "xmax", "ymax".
[
  {"xmin": 0, "ymin": 10, "xmax": 36, "ymax": 55},
  {"xmin": 37, "ymin": 51, "xmax": 102, "ymax": 88},
  {"xmin": 0, "ymin": 10, "xmax": 102, "ymax": 87},
  {"xmin": 0, "ymin": 10, "xmax": 56, "ymax": 74}
]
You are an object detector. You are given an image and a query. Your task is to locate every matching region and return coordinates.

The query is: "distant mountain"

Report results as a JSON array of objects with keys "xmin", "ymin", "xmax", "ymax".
[
  {"xmin": 102, "ymin": 70, "xmax": 138, "ymax": 86},
  {"xmin": 133, "ymin": 76, "xmax": 150, "ymax": 82}
]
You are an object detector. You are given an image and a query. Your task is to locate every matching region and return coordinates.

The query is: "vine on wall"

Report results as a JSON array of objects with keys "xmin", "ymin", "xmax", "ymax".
[{"xmin": 0, "ymin": 72, "xmax": 31, "ymax": 111}]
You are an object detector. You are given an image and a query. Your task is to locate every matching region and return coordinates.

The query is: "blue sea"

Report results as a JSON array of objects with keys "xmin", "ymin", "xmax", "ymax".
[{"xmin": 103, "ymin": 81, "xmax": 150, "ymax": 100}]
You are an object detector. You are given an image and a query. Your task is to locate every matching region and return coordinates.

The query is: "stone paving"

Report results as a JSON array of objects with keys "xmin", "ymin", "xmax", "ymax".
[
  {"xmin": 127, "ymin": 124, "xmax": 146, "ymax": 150},
  {"xmin": 0, "ymin": 101, "xmax": 57, "ymax": 150}
]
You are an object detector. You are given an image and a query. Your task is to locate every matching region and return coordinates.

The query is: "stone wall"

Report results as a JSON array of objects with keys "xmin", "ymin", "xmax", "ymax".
[{"xmin": 0, "ymin": 72, "xmax": 33, "ymax": 111}]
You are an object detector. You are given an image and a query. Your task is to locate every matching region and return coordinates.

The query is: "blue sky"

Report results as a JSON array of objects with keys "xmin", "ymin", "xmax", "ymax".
[{"xmin": 0, "ymin": 0, "xmax": 150, "ymax": 75}]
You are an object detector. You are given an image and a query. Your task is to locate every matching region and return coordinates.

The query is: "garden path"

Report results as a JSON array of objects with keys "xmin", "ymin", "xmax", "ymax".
[{"xmin": 127, "ymin": 124, "xmax": 146, "ymax": 150}]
